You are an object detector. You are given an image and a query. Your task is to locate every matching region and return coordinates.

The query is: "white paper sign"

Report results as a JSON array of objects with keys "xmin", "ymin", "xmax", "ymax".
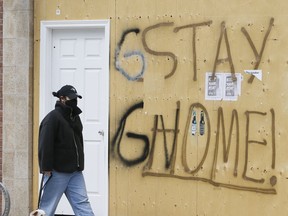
[
  {"xmin": 205, "ymin": 73, "xmax": 223, "ymax": 100},
  {"xmin": 205, "ymin": 72, "xmax": 242, "ymax": 101},
  {"xmin": 244, "ymin": 69, "xmax": 262, "ymax": 81}
]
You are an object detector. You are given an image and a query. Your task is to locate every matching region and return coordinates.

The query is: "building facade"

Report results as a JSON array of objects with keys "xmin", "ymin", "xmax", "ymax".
[
  {"xmin": 2, "ymin": 0, "xmax": 288, "ymax": 215},
  {"xmin": 3, "ymin": 0, "xmax": 33, "ymax": 215}
]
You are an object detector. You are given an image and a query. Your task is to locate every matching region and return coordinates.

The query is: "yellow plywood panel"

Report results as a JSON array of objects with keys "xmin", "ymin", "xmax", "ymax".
[{"xmin": 34, "ymin": 0, "xmax": 288, "ymax": 215}]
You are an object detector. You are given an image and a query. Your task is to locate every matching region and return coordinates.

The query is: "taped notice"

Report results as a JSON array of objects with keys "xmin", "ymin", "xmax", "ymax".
[
  {"xmin": 244, "ymin": 70, "xmax": 262, "ymax": 81},
  {"xmin": 205, "ymin": 72, "xmax": 242, "ymax": 101}
]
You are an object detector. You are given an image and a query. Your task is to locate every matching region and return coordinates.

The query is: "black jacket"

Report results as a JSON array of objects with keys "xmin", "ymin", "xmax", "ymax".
[{"xmin": 38, "ymin": 101, "xmax": 84, "ymax": 173}]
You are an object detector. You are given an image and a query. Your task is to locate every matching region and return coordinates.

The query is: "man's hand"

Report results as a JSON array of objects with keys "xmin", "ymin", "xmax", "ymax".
[{"xmin": 43, "ymin": 171, "xmax": 52, "ymax": 176}]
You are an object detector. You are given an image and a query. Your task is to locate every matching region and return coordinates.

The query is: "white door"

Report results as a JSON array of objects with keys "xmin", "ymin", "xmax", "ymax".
[{"xmin": 39, "ymin": 21, "xmax": 110, "ymax": 216}]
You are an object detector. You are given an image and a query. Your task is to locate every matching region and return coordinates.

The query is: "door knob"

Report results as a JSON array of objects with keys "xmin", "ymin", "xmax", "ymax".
[{"xmin": 98, "ymin": 130, "xmax": 104, "ymax": 136}]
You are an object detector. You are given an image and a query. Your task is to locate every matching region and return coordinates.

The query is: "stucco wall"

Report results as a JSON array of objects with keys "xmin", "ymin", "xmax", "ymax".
[{"xmin": 34, "ymin": 0, "xmax": 288, "ymax": 215}]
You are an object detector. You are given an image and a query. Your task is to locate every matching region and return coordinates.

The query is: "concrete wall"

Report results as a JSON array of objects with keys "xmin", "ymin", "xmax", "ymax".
[
  {"xmin": 34, "ymin": 0, "xmax": 288, "ymax": 215},
  {"xmin": 3, "ymin": 0, "xmax": 34, "ymax": 215}
]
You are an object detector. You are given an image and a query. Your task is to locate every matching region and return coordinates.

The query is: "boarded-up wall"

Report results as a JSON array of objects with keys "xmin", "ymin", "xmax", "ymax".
[{"xmin": 34, "ymin": 0, "xmax": 288, "ymax": 215}]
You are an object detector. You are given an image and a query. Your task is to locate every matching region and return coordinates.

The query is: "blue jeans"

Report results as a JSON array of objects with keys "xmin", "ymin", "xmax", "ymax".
[{"xmin": 39, "ymin": 171, "xmax": 95, "ymax": 216}]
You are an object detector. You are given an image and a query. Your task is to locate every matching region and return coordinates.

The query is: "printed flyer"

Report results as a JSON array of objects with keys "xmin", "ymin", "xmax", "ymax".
[{"xmin": 205, "ymin": 72, "xmax": 242, "ymax": 101}]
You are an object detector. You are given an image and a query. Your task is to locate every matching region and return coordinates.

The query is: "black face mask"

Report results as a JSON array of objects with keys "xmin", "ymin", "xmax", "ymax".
[{"xmin": 65, "ymin": 99, "xmax": 78, "ymax": 110}]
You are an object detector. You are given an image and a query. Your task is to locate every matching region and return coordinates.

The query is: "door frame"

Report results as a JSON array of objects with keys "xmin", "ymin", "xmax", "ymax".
[{"xmin": 35, "ymin": 20, "xmax": 110, "ymax": 214}]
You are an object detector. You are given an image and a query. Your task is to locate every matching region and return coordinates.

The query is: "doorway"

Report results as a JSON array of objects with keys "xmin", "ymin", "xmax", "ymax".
[{"xmin": 39, "ymin": 20, "xmax": 110, "ymax": 216}]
